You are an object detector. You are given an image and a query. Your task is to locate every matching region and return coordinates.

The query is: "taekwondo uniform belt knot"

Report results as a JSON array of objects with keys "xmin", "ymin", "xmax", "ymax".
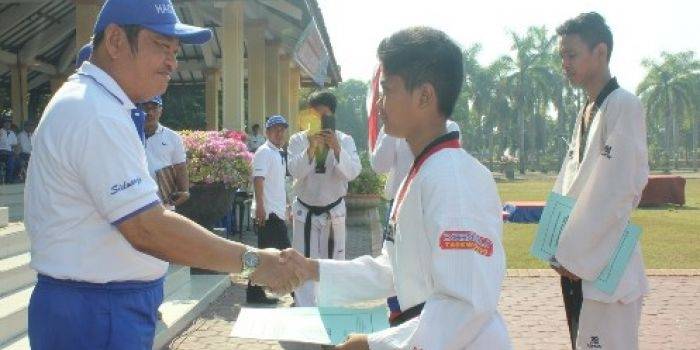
[
  {"xmin": 298, "ymin": 197, "xmax": 344, "ymax": 258},
  {"xmin": 389, "ymin": 302, "xmax": 425, "ymax": 327}
]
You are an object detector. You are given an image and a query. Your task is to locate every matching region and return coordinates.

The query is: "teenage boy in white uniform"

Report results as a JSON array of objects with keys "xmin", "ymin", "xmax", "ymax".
[
  {"xmin": 287, "ymin": 90, "xmax": 362, "ymax": 307},
  {"xmin": 281, "ymin": 27, "xmax": 511, "ymax": 350},
  {"xmin": 552, "ymin": 12, "xmax": 649, "ymax": 350},
  {"xmin": 24, "ymin": 1, "xmax": 299, "ymax": 349}
]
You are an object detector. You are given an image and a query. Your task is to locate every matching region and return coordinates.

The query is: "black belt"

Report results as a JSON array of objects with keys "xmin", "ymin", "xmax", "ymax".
[
  {"xmin": 298, "ymin": 197, "xmax": 344, "ymax": 258},
  {"xmin": 389, "ymin": 302, "xmax": 425, "ymax": 327}
]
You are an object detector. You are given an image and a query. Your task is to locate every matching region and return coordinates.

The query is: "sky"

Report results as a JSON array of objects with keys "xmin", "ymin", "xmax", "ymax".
[{"xmin": 316, "ymin": 0, "xmax": 700, "ymax": 91}]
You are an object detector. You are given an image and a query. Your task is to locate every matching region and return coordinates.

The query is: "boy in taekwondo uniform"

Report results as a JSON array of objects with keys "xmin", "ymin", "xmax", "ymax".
[
  {"xmin": 281, "ymin": 27, "xmax": 511, "ymax": 350},
  {"xmin": 552, "ymin": 13, "xmax": 649, "ymax": 350},
  {"xmin": 24, "ymin": 1, "xmax": 300, "ymax": 349}
]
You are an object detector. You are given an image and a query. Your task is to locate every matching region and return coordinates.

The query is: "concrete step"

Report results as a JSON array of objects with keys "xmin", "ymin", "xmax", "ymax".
[
  {"xmin": 0, "ymin": 185, "xmax": 24, "ymax": 222},
  {"xmin": 0, "ymin": 335, "xmax": 28, "ymax": 350},
  {"xmin": 0, "ymin": 224, "xmax": 28, "ymax": 260},
  {"xmin": 153, "ymin": 274, "xmax": 230, "ymax": 349},
  {"xmin": 0, "ymin": 286, "xmax": 32, "ymax": 345},
  {"xmin": 0, "ymin": 208, "xmax": 7, "ymax": 228},
  {"xmin": 163, "ymin": 264, "xmax": 190, "ymax": 297},
  {"xmin": 0, "ymin": 185, "xmax": 23, "ymax": 196},
  {"xmin": 0, "ymin": 253, "xmax": 35, "ymax": 297}
]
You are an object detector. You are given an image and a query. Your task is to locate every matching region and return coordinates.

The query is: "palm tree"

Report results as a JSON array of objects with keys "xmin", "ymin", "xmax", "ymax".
[
  {"xmin": 503, "ymin": 26, "xmax": 559, "ymax": 173},
  {"xmin": 637, "ymin": 51, "xmax": 700, "ymax": 170}
]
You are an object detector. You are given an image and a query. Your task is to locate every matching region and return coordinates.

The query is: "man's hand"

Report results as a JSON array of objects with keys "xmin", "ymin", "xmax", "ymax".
[
  {"xmin": 170, "ymin": 191, "xmax": 190, "ymax": 207},
  {"xmin": 322, "ymin": 130, "xmax": 341, "ymax": 159},
  {"xmin": 279, "ymin": 248, "xmax": 319, "ymax": 282},
  {"xmin": 255, "ymin": 205, "xmax": 266, "ymax": 228},
  {"xmin": 551, "ymin": 264, "xmax": 581, "ymax": 281},
  {"xmin": 250, "ymin": 249, "xmax": 304, "ymax": 294},
  {"xmin": 336, "ymin": 334, "xmax": 369, "ymax": 350}
]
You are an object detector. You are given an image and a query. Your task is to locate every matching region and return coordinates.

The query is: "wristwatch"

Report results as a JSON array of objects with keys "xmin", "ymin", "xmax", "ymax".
[{"xmin": 241, "ymin": 248, "xmax": 261, "ymax": 278}]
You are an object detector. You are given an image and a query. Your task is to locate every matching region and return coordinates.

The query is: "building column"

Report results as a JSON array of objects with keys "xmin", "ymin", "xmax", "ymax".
[
  {"xmin": 205, "ymin": 68, "xmax": 221, "ymax": 131},
  {"xmin": 221, "ymin": 1, "xmax": 245, "ymax": 130},
  {"xmin": 289, "ymin": 65, "xmax": 301, "ymax": 133},
  {"xmin": 265, "ymin": 40, "xmax": 281, "ymax": 117},
  {"xmin": 75, "ymin": 0, "xmax": 101, "ymax": 47},
  {"xmin": 50, "ymin": 74, "xmax": 69, "ymax": 94},
  {"xmin": 10, "ymin": 65, "xmax": 28, "ymax": 125},
  {"xmin": 245, "ymin": 20, "xmax": 266, "ymax": 129},
  {"xmin": 279, "ymin": 54, "xmax": 291, "ymax": 121}
]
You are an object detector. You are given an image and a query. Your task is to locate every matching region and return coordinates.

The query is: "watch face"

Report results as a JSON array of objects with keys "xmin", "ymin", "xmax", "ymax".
[{"xmin": 244, "ymin": 251, "xmax": 260, "ymax": 268}]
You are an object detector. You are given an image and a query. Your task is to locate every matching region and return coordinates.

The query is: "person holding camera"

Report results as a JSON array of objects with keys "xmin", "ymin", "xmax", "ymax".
[{"xmin": 287, "ymin": 90, "xmax": 362, "ymax": 306}]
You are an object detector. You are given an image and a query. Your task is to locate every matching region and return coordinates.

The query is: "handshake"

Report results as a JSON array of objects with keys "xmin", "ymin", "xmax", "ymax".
[{"xmin": 246, "ymin": 248, "xmax": 320, "ymax": 295}]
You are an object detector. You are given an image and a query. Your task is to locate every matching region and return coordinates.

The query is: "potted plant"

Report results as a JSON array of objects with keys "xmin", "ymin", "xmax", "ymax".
[
  {"xmin": 345, "ymin": 152, "xmax": 386, "ymax": 258},
  {"xmin": 176, "ymin": 130, "xmax": 253, "ymax": 230},
  {"xmin": 346, "ymin": 152, "xmax": 386, "ymax": 209},
  {"xmin": 501, "ymin": 153, "xmax": 518, "ymax": 181}
]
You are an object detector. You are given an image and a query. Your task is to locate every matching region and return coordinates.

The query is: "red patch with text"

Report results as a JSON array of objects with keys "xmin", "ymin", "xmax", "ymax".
[{"xmin": 439, "ymin": 231, "xmax": 493, "ymax": 256}]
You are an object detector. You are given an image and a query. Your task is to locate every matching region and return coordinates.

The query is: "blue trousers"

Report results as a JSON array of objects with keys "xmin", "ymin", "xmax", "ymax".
[
  {"xmin": 0, "ymin": 150, "xmax": 16, "ymax": 183},
  {"xmin": 28, "ymin": 274, "xmax": 164, "ymax": 350}
]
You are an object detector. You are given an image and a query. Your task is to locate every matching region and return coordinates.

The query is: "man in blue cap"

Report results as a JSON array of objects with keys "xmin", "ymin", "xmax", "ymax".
[
  {"xmin": 25, "ymin": 1, "xmax": 301, "ymax": 349},
  {"xmin": 140, "ymin": 96, "xmax": 190, "ymax": 209},
  {"xmin": 247, "ymin": 115, "xmax": 293, "ymax": 304}
]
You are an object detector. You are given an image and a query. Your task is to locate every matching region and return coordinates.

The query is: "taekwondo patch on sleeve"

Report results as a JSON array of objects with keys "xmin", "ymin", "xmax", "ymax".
[{"xmin": 439, "ymin": 231, "xmax": 493, "ymax": 256}]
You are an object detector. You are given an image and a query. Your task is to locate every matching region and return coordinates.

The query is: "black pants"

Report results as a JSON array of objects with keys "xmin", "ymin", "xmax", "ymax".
[
  {"xmin": 247, "ymin": 214, "xmax": 291, "ymax": 293},
  {"xmin": 561, "ymin": 276, "xmax": 583, "ymax": 350}
]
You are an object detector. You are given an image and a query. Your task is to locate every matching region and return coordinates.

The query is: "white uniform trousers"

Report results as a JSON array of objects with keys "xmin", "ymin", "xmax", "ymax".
[
  {"xmin": 291, "ymin": 199, "xmax": 347, "ymax": 306},
  {"xmin": 577, "ymin": 296, "xmax": 643, "ymax": 350}
]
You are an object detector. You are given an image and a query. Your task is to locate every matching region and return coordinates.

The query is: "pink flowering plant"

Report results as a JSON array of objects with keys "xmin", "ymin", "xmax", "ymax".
[{"xmin": 180, "ymin": 130, "xmax": 253, "ymax": 189}]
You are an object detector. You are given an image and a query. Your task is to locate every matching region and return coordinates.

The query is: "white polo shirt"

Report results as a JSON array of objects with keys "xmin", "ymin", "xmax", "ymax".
[
  {"xmin": 251, "ymin": 140, "xmax": 287, "ymax": 219},
  {"xmin": 145, "ymin": 123, "xmax": 186, "ymax": 179},
  {"xmin": 0, "ymin": 129, "xmax": 17, "ymax": 152},
  {"xmin": 18, "ymin": 130, "xmax": 32, "ymax": 154},
  {"xmin": 25, "ymin": 61, "xmax": 167, "ymax": 283}
]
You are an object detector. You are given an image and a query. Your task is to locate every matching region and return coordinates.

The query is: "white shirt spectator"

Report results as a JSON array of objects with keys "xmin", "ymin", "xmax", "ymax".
[
  {"xmin": 247, "ymin": 134, "xmax": 266, "ymax": 152},
  {"xmin": 0, "ymin": 128, "xmax": 18, "ymax": 152},
  {"xmin": 25, "ymin": 61, "xmax": 167, "ymax": 283},
  {"xmin": 251, "ymin": 140, "xmax": 287, "ymax": 219},
  {"xmin": 145, "ymin": 123, "xmax": 186, "ymax": 179},
  {"xmin": 371, "ymin": 120, "xmax": 461, "ymax": 199},
  {"xmin": 18, "ymin": 130, "xmax": 32, "ymax": 154}
]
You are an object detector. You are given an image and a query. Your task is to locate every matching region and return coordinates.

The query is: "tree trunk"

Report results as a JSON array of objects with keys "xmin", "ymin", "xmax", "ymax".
[
  {"xmin": 693, "ymin": 113, "xmax": 699, "ymax": 171},
  {"xmin": 665, "ymin": 89, "xmax": 674, "ymax": 172},
  {"xmin": 518, "ymin": 85, "xmax": 527, "ymax": 175}
]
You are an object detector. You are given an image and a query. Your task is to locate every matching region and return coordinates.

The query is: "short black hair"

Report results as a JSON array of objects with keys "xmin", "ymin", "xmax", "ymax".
[
  {"xmin": 556, "ymin": 12, "xmax": 613, "ymax": 61},
  {"xmin": 308, "ymin": 91, "xmax": 337, "ymax": 114},
  {"xmin": 93, "ymin": 24, "xmax": 143, "ymax": 54},
  {"xmin": 252, "ymin": 124, "xmax": 260, "ymax": 130},
  {"xmin": 377, "ymin": 26, "xmax": 464, "ymax": 118}
]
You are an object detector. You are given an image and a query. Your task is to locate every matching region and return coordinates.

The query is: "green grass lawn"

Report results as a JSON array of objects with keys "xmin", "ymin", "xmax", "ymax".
[{"xmin": 498, "ymin": 178, "xmax": 700, "ymax": 269}]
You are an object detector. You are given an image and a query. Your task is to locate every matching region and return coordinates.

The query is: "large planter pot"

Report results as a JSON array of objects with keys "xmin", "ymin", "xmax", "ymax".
[
  {"xmin": 503, "ymin": 164, "xmax": 516, "ymax": 180},
  {"xmin": 345, "ymin": 193, "xmax": 383, "ymax": 210},
  {"xmin": 176, "ymin": 182, "xmax": 235, "ymax": 231},
  {"xmin": 345, "ymin": 193, "xmax": 384, "ymax": 259}
]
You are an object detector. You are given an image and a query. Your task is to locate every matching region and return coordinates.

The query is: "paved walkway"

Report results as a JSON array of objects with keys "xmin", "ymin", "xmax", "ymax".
[{"xmin": 164, "ymin": 274, "xmax": 700, "ymax": 350}]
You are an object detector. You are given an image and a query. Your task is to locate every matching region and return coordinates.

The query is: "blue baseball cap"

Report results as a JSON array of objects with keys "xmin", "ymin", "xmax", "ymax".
[
  {"xmin": 94, "ymin": 0, "xmax": 212, "ymax": 45},
  {"xmin": 266, "ymin": 115, "xmax": 289, "ymax": 129},
  {"xmin": 75, "ymin": 43, "xmax": 93, "ymax": 68}
]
